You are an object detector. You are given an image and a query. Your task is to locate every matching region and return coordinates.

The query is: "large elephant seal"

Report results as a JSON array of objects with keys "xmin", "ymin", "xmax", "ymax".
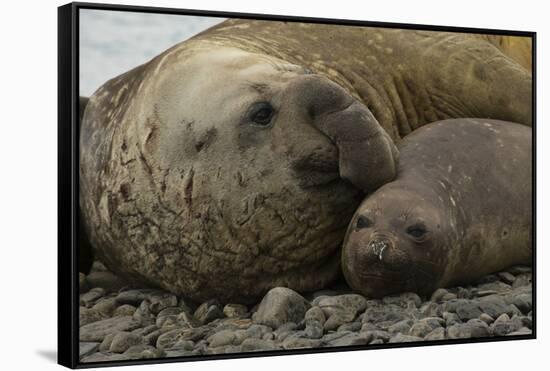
[
  {"xmin": 80, "ymin": 19, "xmax": 532, "ymax": 303},
  {"xmin": 342, "ymin": 119, "xmax": 532, "ymax": 298}
]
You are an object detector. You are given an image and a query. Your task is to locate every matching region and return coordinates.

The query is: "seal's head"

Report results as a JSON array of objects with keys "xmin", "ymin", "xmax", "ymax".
[
  {"xmin": 342, "ymin": 186, "xmax": 450, "ymax": 298},
  {"xmin": 80, "ymin": 42, "xmax": 398, "ymax": 302}
]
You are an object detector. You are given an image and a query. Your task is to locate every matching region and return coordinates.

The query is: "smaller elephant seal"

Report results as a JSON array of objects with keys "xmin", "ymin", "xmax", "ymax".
[{"xmin": 342, "ymin": 119, "xmax": 532, "ymax": 298}]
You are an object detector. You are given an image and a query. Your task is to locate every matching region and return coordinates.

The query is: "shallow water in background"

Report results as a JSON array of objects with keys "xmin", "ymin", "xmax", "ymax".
[{"xmin": 79, "ymin": 9, "xmax": 225, "ymax": 96}]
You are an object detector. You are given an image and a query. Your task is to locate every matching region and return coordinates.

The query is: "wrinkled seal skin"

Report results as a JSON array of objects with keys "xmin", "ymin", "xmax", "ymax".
[
  {"xmin": 342, "ymin": 119, "xmax": 532, "ymax": 298},
  {"xmin": 80, "ymin": 19, "xmax": 532, "ymax": 303}
]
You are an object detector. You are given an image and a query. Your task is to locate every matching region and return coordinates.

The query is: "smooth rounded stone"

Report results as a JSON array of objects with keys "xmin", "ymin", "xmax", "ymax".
[
  {"xmin": 79, "ymin": 273, "xmax": 89, "ymax": 293},
  {"xmin": 156, "ymin": 327, "xmax": 210, "ymax": 349},
  {"xmin": 92, "ymin": 297, "xmax": 118, "ymax": 316},
  {"xmin": 207, "ymin": 330, "xmax": 236, "ymax": 347},
  {"xmin": 171, "ymin": 339, "xmax": 195, "ymax": 351},
  {"xmin": 497, "ymin": 272, "xmax": 516, "ymax": 284},
  {"xmin": 324, "ymin": 311, "xmax": 356, "ymax": 332},
  {"xmin": 174, "ymin": 310, "xmax": 199, "ymax": 328},
  {"xmin": 369, "ymin": 339, "xmax": 384, "ymax": 345},
  {"xmin": 80, "ymin": 315, "xmax": 141, "ymax": 342},
  {"xmin": 115, "ymin": 289, "xmax": 163, "ymax": 305},
  {"xmin": 454, "ymin": 287, "xmax": 471, "ymax": 299},
  {"xmin": 99, "ymin": 333, "xmax": 116, "ymax": 352},
  {"xmin": 442, "ymin": 312, "xmax": 461, "ymax": 327},
  {"xmin": 302, "ymin": 322, "xmax": 324, "ymax": 339},
  {"xmin": 246, "ymin": 324, "xmax": 272, "ymax": 339},
  {"xmin": 309, "ymin": 290, "xmax": 340, "ymax": 302},
  {"xmin": 156, "ymin": 315, "xmax": 180, "ymax": 328},
  {"xmin": 382, "ymin": 293, "xmax": 422, "ymax": 308},
  {"xmin": 109, "ymin": 331, "xmax": 143, "ymax": 353},
  {"xmin": 305, "ymin": 306, "xmax": 326, "ymax": 326},
  {"xmin": 211, "ymin": 318, "xmax": 253, "ymax": 333},
  {"xmin": 419, "ymin": 302, "xmax": 442, "ymax": 317},
  {"xmin": 262, "ymin": 332, "xmax": 275, "ymax": 341},
  {"xmin": 223, "ymin": 304, "xmax": 248, "ymax": 318},
  {"xmin": 441, "ymin": 293, "xmax": 458, "ymax": 301},
  {"xmin": 478, "ymin": 295, "xmax": 517, "ymax": 318},
  {"xmin": 362, "ymin": 305, "xmax": 406, "ymax": 324},
  {"xmin": 512, "ymin": 274, "xmax": 532, "ymax": 289},
  {"xmin": 492, "ymin": 314, "xmax": 523, "ymax": 336},
  {"xmin": 149, "ymin": 294, "xmax": 179, "ymax": 314},
  {"xmin": 80, "ymin": 287, "xmax": 106, "ymax": 307},
  {"xmin": 113, "ymin": 304, "xmax": 136, "ymax": 317},
  {"xmin": 316, "ymin": 294, "xmax": 368, "ymax": 317},
  {"xmin": 388, "ymin": 319, "xmax": 413, "ymax": 335},
  {"xmin": 252, "ymin": 287, "xmax": 310, "ymax": 329},
  {"xmin": 475, "ymin": 290, "xmax": 499, "ymax": 297},
  {"xmin": 194, "ymin": 300, "xmax": 224, "ymax": 324},
  {"xmin": 123, "ymin": 344, "xmax": 165, "ymax": 359},
  {"xmin": 507, "ymin": 327, "xmax": 532, "ymax": 336},
  {"xmin": 337, "ymin": 321, "xmax": 362, "ymax": 333},
  {"xmin": 430, "ymin": 288, "xmax": 449, "ymax": 303},
  {"xmin": 132, "ymin": 300, "xmax": 154, "ymax": 325},
  {"xmin": 477, "ymin": 281, "xmax": 512, "ymax": 293},
  {"xmin": 504, "ymin": 293, "xmax": 532, "ymax": 314},
  {"xmin": 80, "ymin": 352, "xmax": 130, "ymax": 363},
  {"xmin": 282, "ymin": 335, "xmax": 322, "ymax": 349},
  {"xmin": 86, "ymin": 271, "xmax": 128, "ymax": 292},
  {"xmin": 447, "ymin": 320, "xmax": 490, "ymax": 339},
  {"xmin": 241, "ymin": 338, "xmax": 279, "ymax": 352},
  {"xmin": 479, "ymin": 313, "xmax": 495, "ymax": 324},
  {"xmin": 79, "ymin": 342, "xmax": 99, "ymax": 358},
  {"xmin": 409, "ymin": 322, "xmax": 435, "ymax": 338},
  {"xmin": 206, "ymin": 345, "xmax": 243, "ymax": 355},
  {"xmin": 455, "ymin": 301, "xmax": 483, "ymax": 321},
  {"xmin": 326, "ymin": 332, "xmax": 372, "ymax": 347},
  {"xmin": 508, "ymin": 266, "xmax": 532, "ymax": 275},
  {"xmin": 389, "ymin": 334, "xmax": 423, "ymax": 343},
  {"xmin": 274, "ymin": 322, "xmax": 298, "ymax": 341},
  {"xmin": 361, "ymin": 330, "xmax": 391, "ymax": 343},
  {"xmin": 80, "ymin": 307, "xmax": 104, "ymax": 326},
  {"xmin": 424, "ymin": 327, "xmax": 446, "ymax": 341}
]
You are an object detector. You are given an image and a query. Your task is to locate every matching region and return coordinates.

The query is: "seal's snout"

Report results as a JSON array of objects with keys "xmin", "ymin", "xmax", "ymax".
[{"xmin": 366, "ymin": 238, "xmax": 391, "ymax": 261}]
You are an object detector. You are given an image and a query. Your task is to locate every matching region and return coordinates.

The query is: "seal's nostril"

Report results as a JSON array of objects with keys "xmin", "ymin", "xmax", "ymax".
[{"xmin": 367, "ymin": 239, "xmax": 390, "ymax": 261}]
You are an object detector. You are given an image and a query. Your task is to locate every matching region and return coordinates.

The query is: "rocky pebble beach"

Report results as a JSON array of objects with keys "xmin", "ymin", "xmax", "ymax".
[{"xmin": 79, "ymin": 261, "xmax": 533, "ymax": 363}]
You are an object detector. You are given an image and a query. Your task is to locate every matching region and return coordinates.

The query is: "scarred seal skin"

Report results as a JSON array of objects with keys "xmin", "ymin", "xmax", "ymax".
[
  {"xmin": 342, "ymin": 119, "xmax": 532, "ymax": 298},
  {"xmin": 80, "ymin": 18, "xmax": 532, "ymax": 303}
]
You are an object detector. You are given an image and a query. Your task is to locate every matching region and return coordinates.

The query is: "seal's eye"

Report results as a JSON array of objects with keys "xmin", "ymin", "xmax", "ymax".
[
  {"xmin": 356, "ymin": 215, "xmax": 372, "ymax": 229},
  {"xmin": 406, "ymin": 224, "xmax": 427, "ymax": 239},
  {"xmin": 249, "ymin": 102, "xmax": 274, "ymax": 126}
]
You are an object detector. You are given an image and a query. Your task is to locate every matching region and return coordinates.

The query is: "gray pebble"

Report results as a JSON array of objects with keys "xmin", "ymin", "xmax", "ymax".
[
  {"xmin": 383, "ymin": 293, "xmax": 422, "ymax": 308},
  {"xmin": 479, "ymin": 313, "xmax": 495, "ymax": 324},
  {"xmin": 325, "ymin": 332, "xmax": 372, "ymax": 347},
  {"xmin": 79, "ymin": 307, "xmax": 104, "ymax": 326},
  {"xmin": 305, "ymin": 306, "xmax": 326, "ymax": 326},
  {"xmin": 79, "ymin": 342, "xmax": 99, "ymax": 358},
  {"xmin": 388, "ymin": 319, "xmax": 413, "ymax": 335},
  {"xmin": 194, "ymin": 300, "xmax": 224, "ymax": 324},
  {"xmin": 241, "ymin": 338, "xmax": 279, "ymax": 352},
  {"xmin": 80, "ymin": 352, "xmax": 130, "ymax": 363},
  {"xmin": 207, "ymin": 330, "xmax": 236, "ymax": 347},
  {"xmin": 113, "ymin": 304, "xmax": 136, "ymax": 317},
  {"xmin": 252, "ymin": 287, "xmax": 310, "ymax": 329},
  {"xmin": 430, "ymin": 288, "xmax": 449, "ymax": 303},
  {"xmin": 80, "ymin": 316, "xmax": 141, "ymax": 342},
  {"xmin": 424, "ymin": 327, "xmax": 446, "ymax": 341},
  {"xmin": 109, "ymin": 331, "xmax": 143, "ymax": 353},
  {"xmin": 223, "ymin": 304, "xmax": 248, "ymax": 318},
  {"xmin": 497, "ymin": 272, "xmax": 516, "ymax": 284},
  {"xmin": 80, "ymin": 287, "xmax": 105, "ymax": 307}
]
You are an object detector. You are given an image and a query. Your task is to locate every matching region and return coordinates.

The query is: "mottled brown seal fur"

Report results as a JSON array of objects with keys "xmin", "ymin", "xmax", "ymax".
[
  {"xmin": 342, "ymin": 119, "xmax": 532, "ymax": 298},
  {"xmin": 80, "ymin": 19, "xmax": 532, "ymax": 302}
]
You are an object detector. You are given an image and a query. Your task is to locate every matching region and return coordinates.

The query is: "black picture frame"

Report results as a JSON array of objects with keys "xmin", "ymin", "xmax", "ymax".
[{"xmin": 58, "ymin": 2, "xmax": 536, "ymax": 368}]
